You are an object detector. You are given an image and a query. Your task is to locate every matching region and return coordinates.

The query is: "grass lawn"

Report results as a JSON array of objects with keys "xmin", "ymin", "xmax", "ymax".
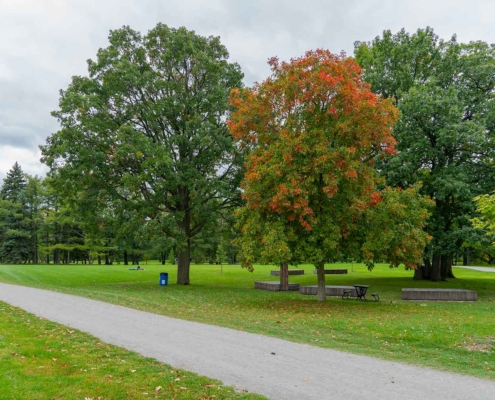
[
  {"xmin": 0, "ymin": 301, "xmax": 265, "ymax": 399},
  {"xmin": 0, "ymin": 262, "xmax": 494, "ymax": 382}
]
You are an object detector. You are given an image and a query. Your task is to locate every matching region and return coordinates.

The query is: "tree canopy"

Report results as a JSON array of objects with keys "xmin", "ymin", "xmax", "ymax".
[
  {"xmin": 355, "ymin": 27, "xmax": 495, "ymax": 280},
  {"xmin": 41, "ymin": 23, "xmax": 244, "ymax": 283},
  {"xmin": 229, "ymin": 50, "xmax": 430, "ymax": 300}
]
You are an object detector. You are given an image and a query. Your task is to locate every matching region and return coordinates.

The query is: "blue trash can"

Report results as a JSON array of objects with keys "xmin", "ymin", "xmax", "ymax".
[{"xmin": 159, "ymin": 272, "xmax": 168, "ymax": 286}]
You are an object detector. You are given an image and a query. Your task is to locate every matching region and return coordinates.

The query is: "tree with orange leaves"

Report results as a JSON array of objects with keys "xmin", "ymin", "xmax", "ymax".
[{"xmin": 229, "ymin": 50, "xmax": 430, "ymax": 301}]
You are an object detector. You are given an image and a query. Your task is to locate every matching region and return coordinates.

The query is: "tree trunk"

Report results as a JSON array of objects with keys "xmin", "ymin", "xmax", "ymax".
[
  {"xmin": 124, "ymin": 250, "xmax": 128, "ymax": 266},
  {"xmin": 413, "ymin": 265, "xmax": 424, "ymax": 280},
  {"xmin": 463, "ymin": 247, "xmax": 470, "ymax": 266},
  {"xmin": 280, "ymin": 262, "xmax": 289, "ymax": 291},
  {"xmin": 161, "ymin": 251, "xmax": 166, "ymax": 265},
  {"xmin": 443, "ymin": 255, "xmax": 455, "ymax": 279},
  {"xmin": 177, "ymin": 199, "xmax": 192, "ymax": 284},
  {"xmin": 177, "ymin": 243, "xmax": 191, "ymax": 285},
  {"xmin": 316, "ymin": 260, "xmax": 326, "ymax": 302},
  {"xmin": 54, "ymin": 249, "xmax": 60, "ymax": 264},
  {"xmin": 98, "ymin": 255, "xmax": 102, "ymax": 265},
  {"xmin": 430, "ymin": 254, "xmax": 441, "ymax": 281},
  {"xmin": 67, "ymin": 251, "xmax": 70, "ymax": 265},
  {"xmin": 33, "ymin": 222, "xmax": 38, "ymax": 264}
]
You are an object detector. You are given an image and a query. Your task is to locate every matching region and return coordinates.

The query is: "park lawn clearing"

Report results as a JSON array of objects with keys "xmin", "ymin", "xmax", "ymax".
[
  {"xmin": 0, "ymin": 301, "xmax": 265, "ymax": 400},
  {"xmin": 0, "ymin": 262, "xmax": 494, "ymax": 380}
]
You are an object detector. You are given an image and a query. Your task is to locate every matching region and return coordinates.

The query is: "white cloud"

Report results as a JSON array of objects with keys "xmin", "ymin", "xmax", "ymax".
[
  {"xmin": 0, "ymin": 0, "xmax": 495, "ymax": 180},
  {"xmin": 0, "ymin": 146, "xmax": 48, "ymax": 182}
]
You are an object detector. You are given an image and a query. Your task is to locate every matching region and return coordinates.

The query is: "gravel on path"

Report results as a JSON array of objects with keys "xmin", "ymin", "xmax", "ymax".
[{"xmin": 1, "ymin": 282, "xmax": 494, "ymax": 400}]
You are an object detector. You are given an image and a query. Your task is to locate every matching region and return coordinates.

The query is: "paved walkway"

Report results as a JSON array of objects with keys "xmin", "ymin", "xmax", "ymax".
[
  {"xmin": 455, "ymin": 266, "xmax": 495, "ymax": 273},
  {"xmin": 1, "ymin": 282, "xmax": 495, "ymax": 400}
]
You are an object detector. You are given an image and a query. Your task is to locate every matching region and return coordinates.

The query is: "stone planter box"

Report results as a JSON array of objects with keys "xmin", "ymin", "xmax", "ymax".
[
  {"xmin": 401, "ymin": 288, "xmax": 477, "ymax": 301},
  {"xmin": 255, "ymin": 281, "xmax": 300, "ymax": 291},
  {"xmin": 299, "ymin": 285, "xmax": 357, "ymax": 296}
]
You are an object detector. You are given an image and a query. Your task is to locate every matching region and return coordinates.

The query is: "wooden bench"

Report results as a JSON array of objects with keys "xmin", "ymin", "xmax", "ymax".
[
  {"xmin": 300, "ymin": 285, "xmax": 357, "ymax": 297},
  {"xmin": 401, "ymin": 288, "xmax": 477, "ymax": 301},
  {"xmin": 255, "ymin": 281, "xmax": 300, "ymax": 291},
  {"xmin": 270, "ymin": 270, "xmax": 304, "ymax": 276},
  {"xmin": 313, "ymin": 269, "xmax": 348, "ymax": 274}
]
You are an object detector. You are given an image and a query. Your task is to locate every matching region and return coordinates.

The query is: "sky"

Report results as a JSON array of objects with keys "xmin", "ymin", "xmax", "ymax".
[{"xmin": 1, "ymin": 0, "xmax": 494, "ymax": 182}]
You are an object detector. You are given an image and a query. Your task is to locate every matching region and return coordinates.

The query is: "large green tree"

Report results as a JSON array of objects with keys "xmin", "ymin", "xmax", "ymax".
[
  {"xmin": 355, "ymin": 27, "xmax": 495, "ymax": 280},
  {"xmin": 230, "ymin": 50, "xmax": 430, "ymax": 300},
  {"xmin": 41, "ymin": 24, "xmax": 244, "ymax": 283}
]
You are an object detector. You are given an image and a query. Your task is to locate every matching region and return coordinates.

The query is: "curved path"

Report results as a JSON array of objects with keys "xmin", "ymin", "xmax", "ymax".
[
  {"xmin": 1, "ymin": 282, "xmax": 494, "ymax": 400},
  {"xmin": 455, "ymin": 266, "xmax": 495, "ymax": 273}
]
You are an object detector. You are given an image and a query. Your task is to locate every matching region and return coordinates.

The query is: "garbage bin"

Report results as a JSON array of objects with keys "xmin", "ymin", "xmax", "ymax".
[{"xmin": 159, "ymin": 272, "xmax": 168, "ymax": 286}]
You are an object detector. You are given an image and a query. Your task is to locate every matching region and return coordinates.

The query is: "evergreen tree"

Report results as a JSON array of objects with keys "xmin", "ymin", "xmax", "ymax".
[
  {"xmin": 0, "ymin": 163, "xmax": 32, "ymax": 263},
  {"xmin": 1, "ymin": 162, "xmax": 27, "ymax": 202}
]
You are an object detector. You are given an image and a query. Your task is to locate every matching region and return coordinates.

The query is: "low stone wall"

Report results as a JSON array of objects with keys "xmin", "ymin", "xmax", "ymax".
[
  {"xmin": 401, "ymin": 288, "xmax": 477, "ymax": 301},
  {"xmin": 270, "ymin": 270, "xmax": 305, "ymax": 276},
  {"xmin": 313, "ymin": 269, "xmax": 348, "ymax": 274},
  {"xmin": 299, "ymin": 285, "xmax": 357, "ymax": 296},
  {"xmin": 255, "ymin": 281, "xmax": 300, "ymax": 291}
]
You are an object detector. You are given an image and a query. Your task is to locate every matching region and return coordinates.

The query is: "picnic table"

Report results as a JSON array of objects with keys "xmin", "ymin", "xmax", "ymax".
[
  {"xmin": 342, "ymin": 284, "xmax": 377, "ymax": 301},
  {"xmin": 353, "ymin": 284, "xmax": 370, "ymax": 301}
]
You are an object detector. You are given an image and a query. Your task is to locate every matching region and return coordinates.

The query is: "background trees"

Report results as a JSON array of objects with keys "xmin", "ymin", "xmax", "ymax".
[
  {"xmin": 355, "ymin": 27, "xmax": 495, "ymax": 280},
  {"xmin": 41, "ymin": 24, "xmax": 244, "ymax": 283},
  {"xmin": 0, "ymin": 163, "xmax": 33, "ymax": 263},
  {"xmin": 229, "ymin": 50, "xmax": 430, "ymax": 300}
]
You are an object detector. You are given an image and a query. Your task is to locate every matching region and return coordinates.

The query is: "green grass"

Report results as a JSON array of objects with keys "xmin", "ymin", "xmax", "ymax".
[
  {"xmin": 0, "ymin": 301, "xmax": 265, "ymax": 399},
  {"xmin": 0, "ymin": 262, "xmax": 494, "ymax": 381}
]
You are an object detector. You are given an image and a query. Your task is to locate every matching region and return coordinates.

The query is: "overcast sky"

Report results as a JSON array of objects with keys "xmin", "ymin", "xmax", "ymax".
[{"xmin": 1, "ymin": 0, "xmax": 494, "ymax": 182}]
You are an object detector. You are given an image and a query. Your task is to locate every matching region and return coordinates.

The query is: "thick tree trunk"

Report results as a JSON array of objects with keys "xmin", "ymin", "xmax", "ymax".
[
  {"xmin": 161, "ymin": 251, "xmax": 166, "ymax": 265},
  {"xmin": 123, "ymin": 251, "xmax": 128, "ymax": 266},
  {"xmin": 98, "ymin": 255, "xmax": 102, "ymax": 265},
  {"xmin": 280, "ymin": 262, "xmax": 289, "ymax": 291},
  {"xmin": 430, "ymin": 254, "xmax": 441, "ymax": 281},
  {"xmin": 316, "ymin": 260, "xmax": 326, "ymax": 302},
  {"xmin": 177, "ymin": 243, "xmax": 191, "ymax": 285},
  {"xmin": 413, "ymin": 265, "xmax": 424, "ymax": 280},
  {"xmin": 442, "ymin": 255, "xmax": 455, "ymax": 279},
  {"xmin": 177, "ymin": 199, "xmax": 192, "ymax": 284}
]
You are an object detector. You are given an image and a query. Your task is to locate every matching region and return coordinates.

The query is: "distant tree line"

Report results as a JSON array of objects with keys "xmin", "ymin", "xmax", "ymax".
[{"xmin": 0, "ymin": 162, "xmax": 237, "ymax": 266}]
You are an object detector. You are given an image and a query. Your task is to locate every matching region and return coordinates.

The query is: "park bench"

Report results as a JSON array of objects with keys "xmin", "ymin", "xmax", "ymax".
[{"xmin": 371, "ymin": 293, "xmax": 379, "ymax": 301}]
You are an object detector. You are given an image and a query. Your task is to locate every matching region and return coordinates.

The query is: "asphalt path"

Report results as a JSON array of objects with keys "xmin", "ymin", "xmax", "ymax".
[
  {"xmin": 455, "ymin": 266, "xmax": 495, "ymax": 273},
  {"xmin": 1, "ymin": 282, "xmax": 495, "ymax": 400}
]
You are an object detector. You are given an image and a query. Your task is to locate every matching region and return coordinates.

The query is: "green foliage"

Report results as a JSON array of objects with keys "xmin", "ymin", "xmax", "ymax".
[
  {"xmin": 41, "ymin": 23, "xmax": 244, "ymax": 283},
  {"xmin": 230, "ymin": 50, "xmax": 429, "ymax": 292},
  {"xmin": 0, "ymin": 163, "xmax": 33, "ymax": 263},
  {"xmin": 355, "ymin": 27, "xmax": 495, "ymax": 279},
  {"xmin": 0, "ymin": 162, "xmax": 27, "ymax": 203}
]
